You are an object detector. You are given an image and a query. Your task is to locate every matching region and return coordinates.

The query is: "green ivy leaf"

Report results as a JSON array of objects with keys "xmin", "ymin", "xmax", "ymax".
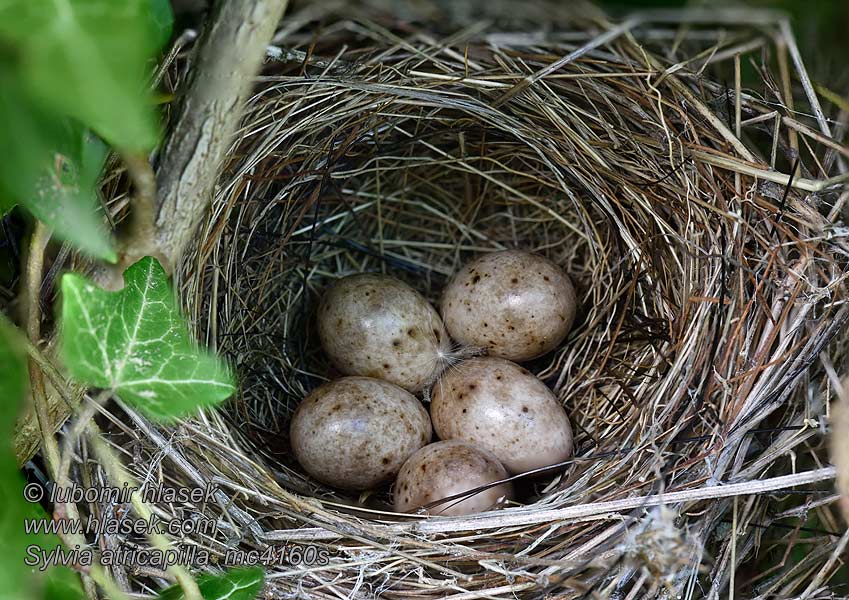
[
  {"xmin": 0, "ymin": 0, "xmax": 166, "ymax": 151},
  {"xmin": 1, "ymin": 177, "xmax": 18, "ymax": 216},
  {"xmin": 44, "ymin": 567, "xmax": 87, "ymax": 600},
  {"xmin": 0, "ymin": 64, "xmax": 116, "ymax": 261},
  {"xmin": 0, "ymin": 322, "xmax": 27, "ymax": 599},
  {"xmin": 0, "ymin": 178, "xmax": 14, "ymax": 214},
  {"xmin": 0, "ymin": 318, "xmax": 27, "ymax": 439},
  {"xmin": 20, "ymin": 504, "xmax": 87, "ymax": 600},
  {"xmin": 148, "ymin": 0, "xmax": 175, "ymax": 50},
  {"xmin": 157, "ymin": 567, "xmax": 265, "ymax": 600},
  {"xmin": 0, "ymin": 320, "xmax": 79, "ymax": 600},
  {"xmin": 26, "ymin": 125, "xmax": 116, "ymax": 263},
  {"xmin": 0, "ymin": 64, "xmax": 63, "ymax": 213},
  {"xmin": 60, "ymin": 257, "xmax": 236, "ymax": 421},
  {"xmin": 0, "ymin": 457, "xmax": 35, "ymax": 600}
]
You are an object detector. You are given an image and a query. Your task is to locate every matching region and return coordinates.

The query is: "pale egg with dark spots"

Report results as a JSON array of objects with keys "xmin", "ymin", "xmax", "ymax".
[
  {"xmin": 317, "ymin": 274, "xmax": 451, "ymax": 392},
  {"xmin": 430, "ymin": 357, "xmax": 573, "ymax": 474},
  {"xmin": 394, "ymin": 440, "xmax": 513, "ymax": 516},
  {"xmin": 441, "ymin": 250, "xmax": 576, "ymax": 361},
  {"xmin": 290, "ymin": 377, "xmax": 432, "ymax": 490}
]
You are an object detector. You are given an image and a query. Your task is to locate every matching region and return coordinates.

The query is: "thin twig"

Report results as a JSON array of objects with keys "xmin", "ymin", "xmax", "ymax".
[
  {"xmin": 24, "ymin": 222, "xmax": 61, "ymax": 479},
  {"xmin": 265, "ymin": 467, "xmax": 837, "ymax": 541},
  {"xmin": 87, "ymin": 425, "xmax": 204, "ymax": 600}
]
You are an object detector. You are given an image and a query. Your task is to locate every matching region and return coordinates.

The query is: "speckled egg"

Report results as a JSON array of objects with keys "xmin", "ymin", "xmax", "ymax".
[
  {"xmin": 317, "ymin": 274, "xmax": 451, "ymax": 392},
  {"xmin": 430, "ymin": 357, "xmax": 573, "ymax": 474},
  {"xmin": 290, "ymin": 377, "xmax": 432, "ymax": 490},
  {"xmin": 394, "ymin": 440, "xmax": 513, "ymax": 516},
  {"xmin": 440, "ymin": 250, "xmax": 576, "ymax": 361}
]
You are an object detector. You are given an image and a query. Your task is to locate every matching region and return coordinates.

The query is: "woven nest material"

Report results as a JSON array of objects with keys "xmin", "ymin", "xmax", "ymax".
[{"xmin": 112, "ymin": 3, "xmax": 849, "ymax": 598}]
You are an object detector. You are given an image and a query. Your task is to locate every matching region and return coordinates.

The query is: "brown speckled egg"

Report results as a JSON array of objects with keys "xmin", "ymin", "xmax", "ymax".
[
  {"xmin": 441, "ymin": 250, "xmax": 576, "ymax": 361},
  {"xmin": 290, "ymin": 377, "xmax": 432, "ymax": 490},
  {"xmin": 317, "ymin": 274, "xmax": 451, "ymax": 392},
  {"xmin": 430, "ymin": 357, "xmax": 573, "ymax": 474},
  {"xmin": 394, "ymin": 440, "xmax": 513, "ymax": 516}
]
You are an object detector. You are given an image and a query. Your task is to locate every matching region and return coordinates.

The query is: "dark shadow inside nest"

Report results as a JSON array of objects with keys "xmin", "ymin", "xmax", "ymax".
[{"xmin": 207, "ymin": 106, "xmax": 677, "ymax": 508}]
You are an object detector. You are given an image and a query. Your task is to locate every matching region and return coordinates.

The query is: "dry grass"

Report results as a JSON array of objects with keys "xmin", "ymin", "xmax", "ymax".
[{"xmin": 92, "ymin": 2, "xmax": 849, "ymax": 597}]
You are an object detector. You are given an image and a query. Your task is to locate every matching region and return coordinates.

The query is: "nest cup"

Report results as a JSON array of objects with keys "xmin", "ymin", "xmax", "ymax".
[{"xmin": 122, "ymin": 4, "xmax": 849, "ymax": 597}]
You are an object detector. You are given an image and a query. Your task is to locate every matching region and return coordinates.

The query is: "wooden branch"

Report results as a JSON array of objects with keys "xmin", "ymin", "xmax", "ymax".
[{"xmin": 153, "ymin": 0, "xmax": 288, "ymax": 271}]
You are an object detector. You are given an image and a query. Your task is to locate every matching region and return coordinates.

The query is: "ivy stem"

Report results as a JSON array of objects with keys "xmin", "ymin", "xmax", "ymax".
[
  {"xmin": 87, "ymin": 420, "xmax": 204, "ymax": 600},
  {"xmin": 25, "ymin": 224, "xmax": 125, "ymax": 600},
  {"xmin": 55, "ymin": 390, "xmax": 134, "ymax": 600},
  {"xmin": 122, "ymin": 151, "xmax": 157, "ymax": 231},
  {"xmin": 47, "ymin": 523, "xmax": 130, "ymax": 600},
  {"xmin": 87, "ymin": 567, "xmax": 133, "ymax": 600},
  {"xmin": 58, "ymin": 386, "xmax": 203, "ymax": 599},
  {"xmin": 24, "ymin": 221, "xmax": 61, "ymax": 479},
  {"xmin": 120, "ymin": 151, "xmax": 161, "ymax": 266},
  {"xmin": 57, "ymin": 390, "xmax": 112, "ymax": 499}
]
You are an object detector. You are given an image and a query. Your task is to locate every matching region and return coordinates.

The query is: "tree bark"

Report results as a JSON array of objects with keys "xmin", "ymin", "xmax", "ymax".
[{"xmin": 154, "ymin": 0, "xmax": 288, "ymax": 270}]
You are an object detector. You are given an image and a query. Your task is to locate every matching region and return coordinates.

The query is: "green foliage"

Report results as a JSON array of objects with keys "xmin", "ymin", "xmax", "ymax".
[
  {"xmin": 43, "ymin": 568, "xmax": 87, "ymax": 600},
  {"xmin": 0, "ymin": 319, "xmax": 85, "ymax": 600},
  {"xmin": 0, "ymin": 64, "xmax": 63, "ymax": 217},
  {"xmin": 0, "ymin": 456, "xmax": 37, "ymax": 600},
  {"xmin": 0, "ymin": 0, "xmax": 169, "ymax": 152},
  {"xmin": 24, "ymin": 504, "xmax": 87, "ymax": 600},
  {"xmin": 60, "ymin": 257, "xmax": 236, "ymax": 421},
  {"xmin": 0, "ymin": 0, "xmax": 176, "ymax": 260},
  {"xmin": 148, "ymin": 0, "xmax": 175, "ymax": 50},
  {"xmin": 1, "ymin": 0, "xmax": 237, "ymax": 598},
  {"xmin": 27, "ymin": 125, "xmax": 115, "ymax": 262},
  {"xmin": 0, "ymin": 317, "xmax": 27, "ymax": 435},
  {"xmin": 157, "ymin": 567, "xmax": 265, "ymax": 600},
  {"xmin": 0, "ymin": 64, "xmax": 115, "ymax": 260}
]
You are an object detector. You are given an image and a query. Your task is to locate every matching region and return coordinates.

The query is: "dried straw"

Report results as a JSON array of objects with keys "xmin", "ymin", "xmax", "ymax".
[{"xmin": 95, "ymin": 2, "xmax": 849, "ymax": 598}]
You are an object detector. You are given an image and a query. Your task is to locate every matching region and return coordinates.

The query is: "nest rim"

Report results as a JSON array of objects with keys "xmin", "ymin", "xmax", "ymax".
[{"xmin": 107, "ymin": 4, "xmax": 849, "ymax": 598}]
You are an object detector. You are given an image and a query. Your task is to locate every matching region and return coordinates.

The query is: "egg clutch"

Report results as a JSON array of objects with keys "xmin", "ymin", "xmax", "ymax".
[{"xmin": 289, "ymin": 249, "xmax": 577, "ymax": 516}]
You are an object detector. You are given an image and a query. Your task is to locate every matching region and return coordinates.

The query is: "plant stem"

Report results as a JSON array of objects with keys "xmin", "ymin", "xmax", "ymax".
[
  {"xmin": 57, "ymin": 391, "xmax": 112, "ymax": 499},
  {"xmin": 122, "ymin": 152, "xmax": 157, "ymax": 230},
  {"xmin": 87, "ymin": 566, "xmax": 133, "ymax": 600},
  {"xmin": 118, "ymin": 151, "xmax": 165, "ymax": 273},
  {"xmin": 24, "ymin": 225, "xmax": 126, "ymax": 600},
  {"xmin": 24, "ymin": 221, "xmax": 61, "ymax": 480},
  {"xmin": 87, "ymin": 423, "xmax": 204, "ymax": 600}
]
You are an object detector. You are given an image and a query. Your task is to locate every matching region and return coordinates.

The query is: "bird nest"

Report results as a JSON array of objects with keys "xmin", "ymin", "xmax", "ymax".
[{"xmin": 116, "ymin": 3, "xmax": 849, "ymax": 598}]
